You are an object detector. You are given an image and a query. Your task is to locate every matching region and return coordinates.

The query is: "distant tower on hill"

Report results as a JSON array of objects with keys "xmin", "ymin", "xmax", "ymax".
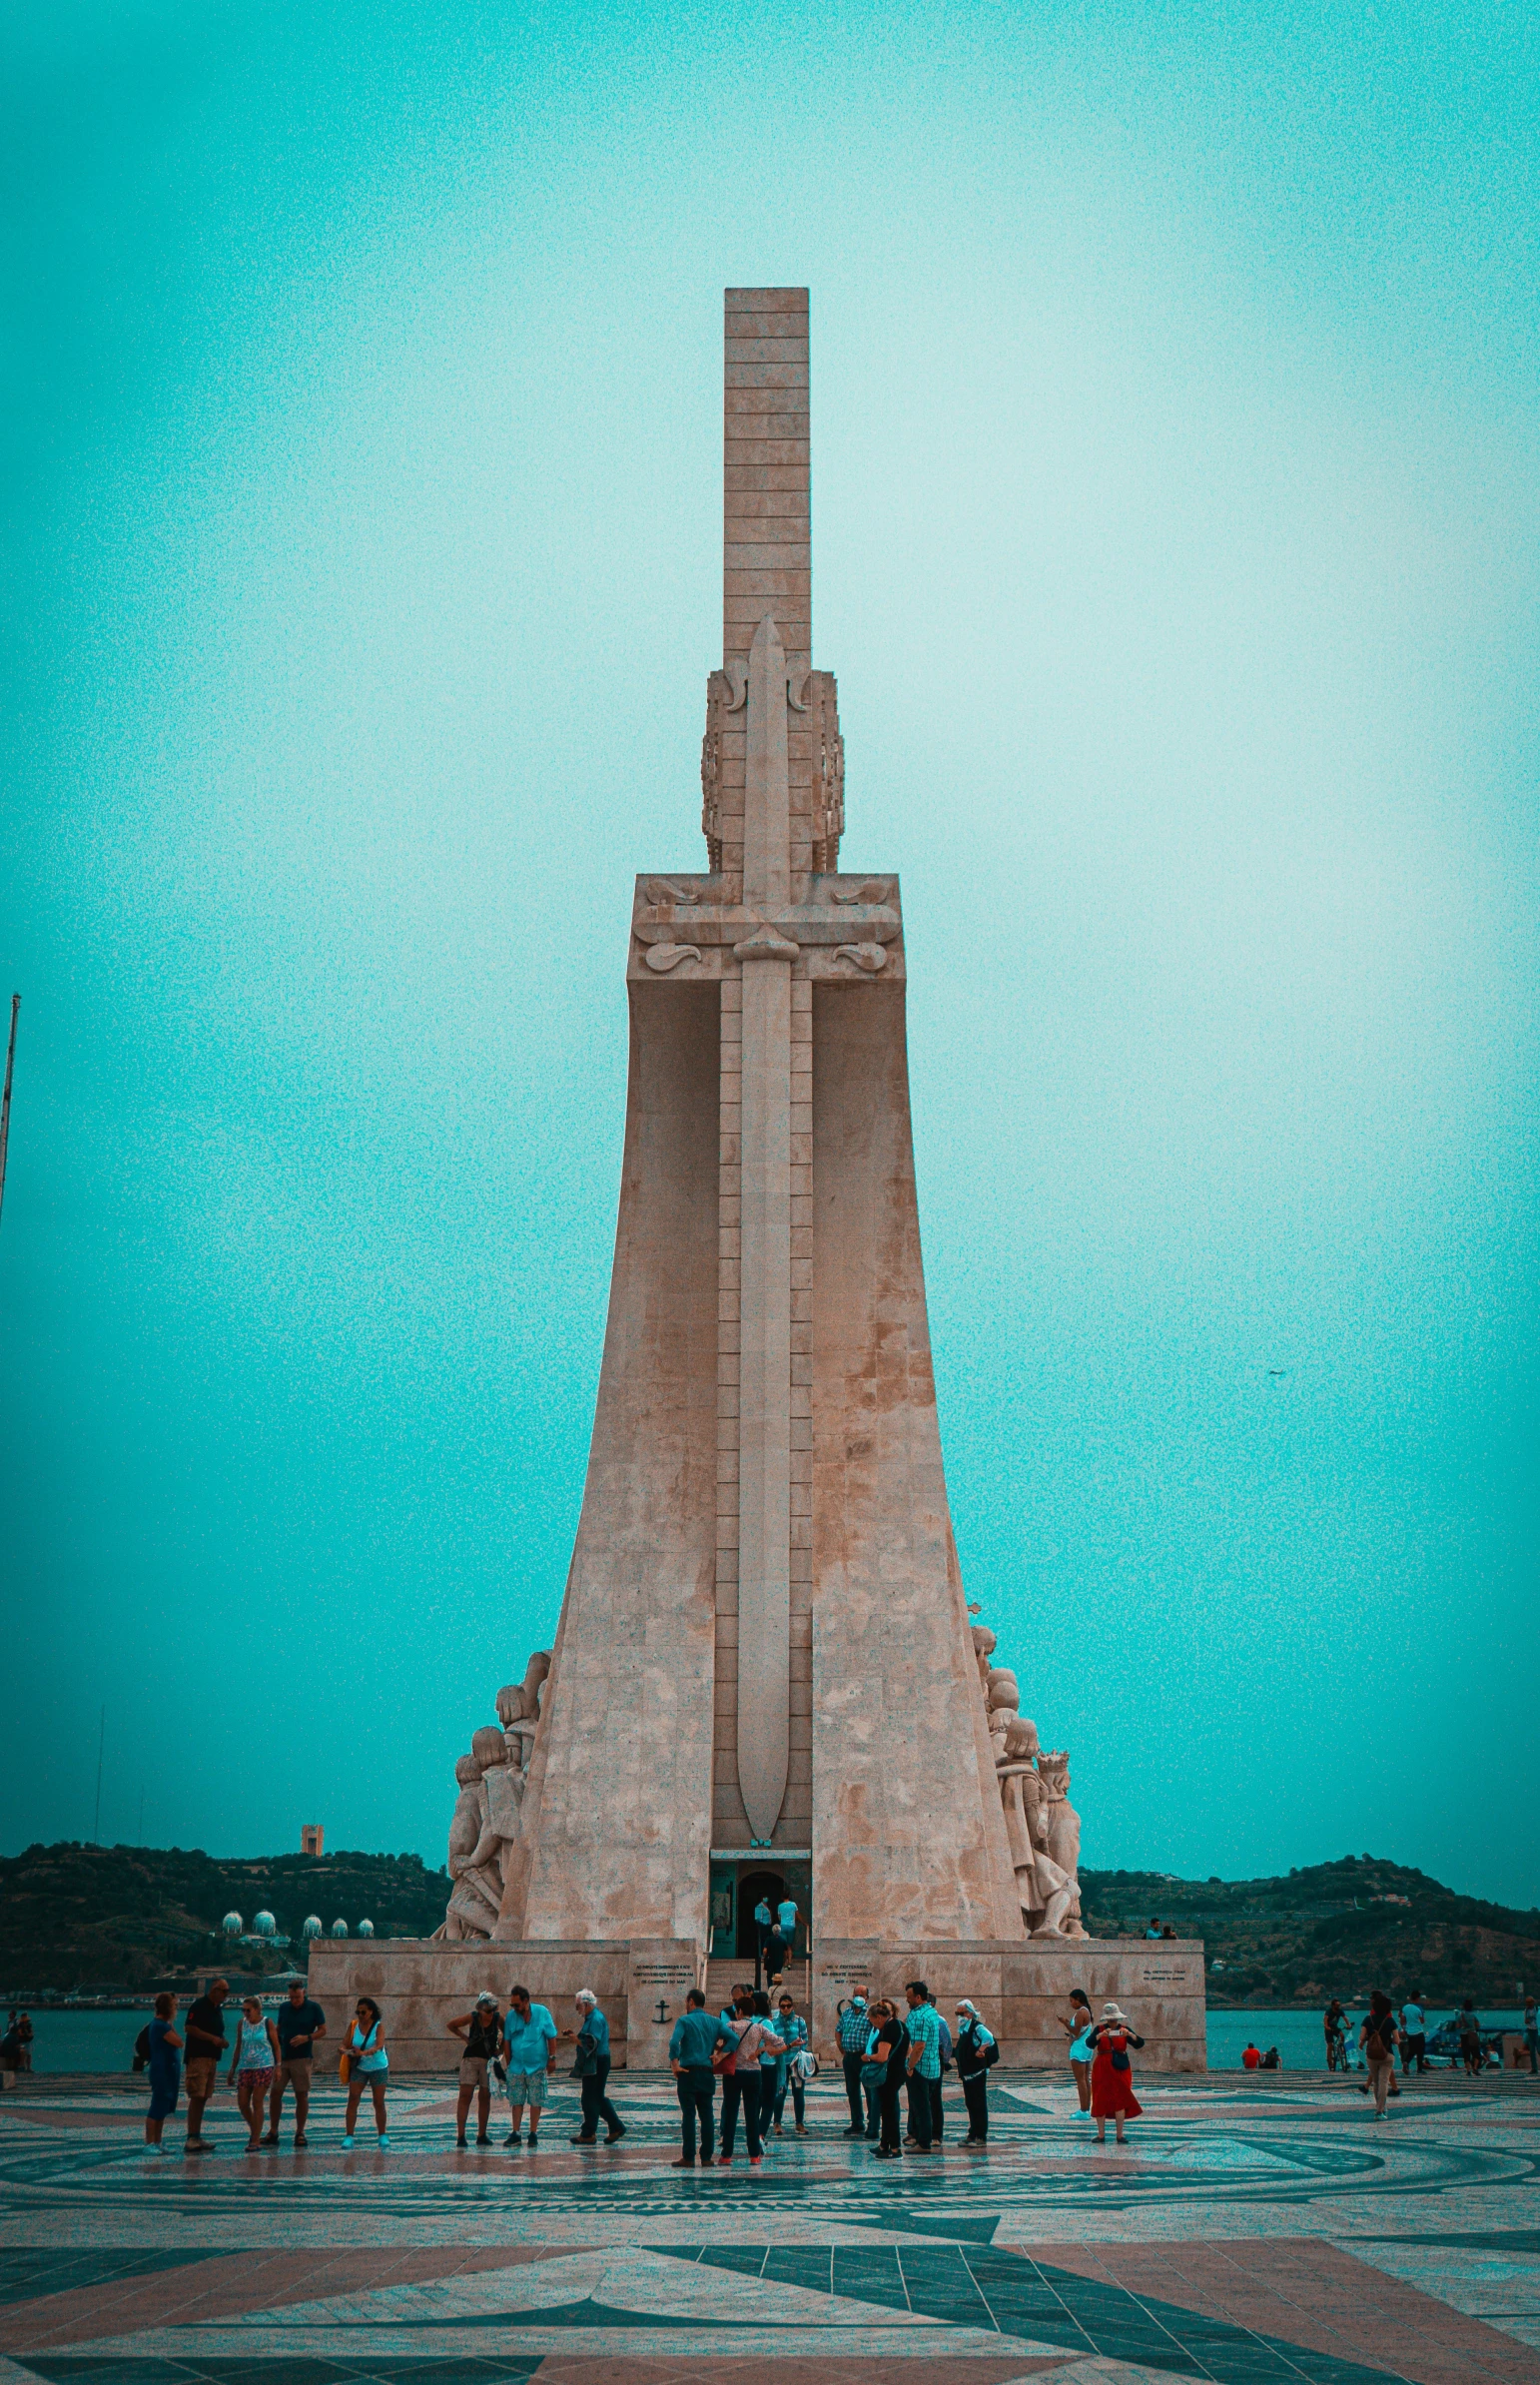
[{"xmin": 301, "ymin": 1824, "xmax": 324, "ymax": 1857}]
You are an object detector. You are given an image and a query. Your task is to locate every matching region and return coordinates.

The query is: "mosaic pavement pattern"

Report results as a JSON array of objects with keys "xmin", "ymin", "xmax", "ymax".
[{"xmin": 0, "ymin": 2067, "xmax": 1536, "ymax": 2385}]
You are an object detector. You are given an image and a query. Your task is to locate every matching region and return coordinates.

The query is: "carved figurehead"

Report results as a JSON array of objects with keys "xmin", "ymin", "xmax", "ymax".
[{"xmin": 496, "ymin": 1650, "xmax": 552, "ymax": 1769}]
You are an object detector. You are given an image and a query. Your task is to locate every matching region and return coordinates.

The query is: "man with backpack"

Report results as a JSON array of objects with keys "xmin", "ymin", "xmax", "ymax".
[{"xmin": 954, "ymin": 1998, "xmax": 998, "ymax": 2144}]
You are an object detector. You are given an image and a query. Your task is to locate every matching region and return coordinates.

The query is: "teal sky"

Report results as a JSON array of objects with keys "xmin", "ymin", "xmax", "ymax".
[{"xmin": 3, "ymin": 1, "xmax": 1536, "ymax": 1906}]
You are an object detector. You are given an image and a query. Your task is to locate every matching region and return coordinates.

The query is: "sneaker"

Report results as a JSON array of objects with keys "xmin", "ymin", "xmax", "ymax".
[
  {"xmin": 341, "ymin": 2135, "xmax": 354, "ymax": 2149},
  {"xmin": 378, "ymin": 2134, "xmax": 390, "ymax": 2148},
  {"xmin": 185, "ymin": 2139, "xmax": 212, "ymax": 2154},
  {"xmin": 669, "ymin": 2155, "xmax": 694, "ymax": 2167},
  {"xmin": 749, "ymin": 2153, "xmax": 763, "ymax": 2166},
  {"xmin": 475, "ymin": 2133, "xmax": 491, "ymax": 2146},
  {"xmin": 772, "ymin": 2123, "xmax": 782, "ymax": 2135},
  {"xmin": 527, "ymin": 2133, "xmax": 539, "ymax": 2148},
  {"xmin": 795, "ymin": 2123, "xmax": 808, "ymax": 2135},
  {"xmin": 841, "ymin": 2125, "xmax": 863, "ymax": 2137},
  {"xmin": 455, "ymin": 2136, "xmax": 467, "ymax": 2148},
  {"xmin": 569, "ymin": 2133, "xmax": 597, "ymax": 2144},
  {"xmin": 716, "ymin": 2153, "xmax": 732, "ymax": 2165},
  {"xmin": 504, "ymin": 2132, "xmax": 519, "ymax": 2147}
]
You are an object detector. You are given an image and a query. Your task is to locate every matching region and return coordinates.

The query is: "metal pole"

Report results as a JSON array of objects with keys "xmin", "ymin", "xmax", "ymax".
[
  {"xmin": 94, "ymin": 1708, "xmax": 105, "ymax": 1845},
  {"xmin": 0, "ymin": 995, "xmax": 19, "ymax": 1225}
]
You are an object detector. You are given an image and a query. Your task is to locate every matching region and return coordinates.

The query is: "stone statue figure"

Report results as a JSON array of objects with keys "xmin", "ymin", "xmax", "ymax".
[
  {"xmin": 436, "ymin": 1651, "xmax": 554, "ymax": 1940},
  {"xmin": 437, "ymin": 1726, "xmax": 531, "ymax": 1943},
  {"xmin": 1036, "ymin": 1748, "xmax": 1086, "ymax": 1938},
  {"xmin": 971, "ymin": 1624, "xmax": 1088, "ymax": 1941}
]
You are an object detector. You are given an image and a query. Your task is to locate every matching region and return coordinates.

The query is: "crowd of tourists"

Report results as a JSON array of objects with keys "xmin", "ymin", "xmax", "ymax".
[{"xmin": 125, "ymin": 1972, "xmax": 1152, "ymax": 2158}]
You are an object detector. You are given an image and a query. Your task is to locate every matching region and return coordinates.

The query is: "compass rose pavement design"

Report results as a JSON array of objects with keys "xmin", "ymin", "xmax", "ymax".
[{"xmin": 0, "ymin": 2069, "xmax": 1536, "ymax": 2385}]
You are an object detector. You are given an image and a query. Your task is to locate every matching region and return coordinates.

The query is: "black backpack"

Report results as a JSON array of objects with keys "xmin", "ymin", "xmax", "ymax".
[{"xmin": 961, "ymin": 2020, "xmax": 999, "ymax": 2071}]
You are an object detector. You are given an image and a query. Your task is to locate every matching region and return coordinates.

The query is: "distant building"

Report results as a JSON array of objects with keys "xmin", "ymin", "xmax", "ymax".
[{"xmin": 301, "ymin": 1825, "xmax": 324, "ymax": 1857}]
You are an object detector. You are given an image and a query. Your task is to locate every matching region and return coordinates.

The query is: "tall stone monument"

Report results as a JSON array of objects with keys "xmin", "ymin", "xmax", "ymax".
[{"xmin": 311, "ymin": 291, "xmax": 1204, "ymax": 2068}]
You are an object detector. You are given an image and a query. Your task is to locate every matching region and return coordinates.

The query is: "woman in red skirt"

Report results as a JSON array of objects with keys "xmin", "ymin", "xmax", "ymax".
[{"xmin": 1087, "ymin": 2001, "xmax": 1146, "ymax": 2144}]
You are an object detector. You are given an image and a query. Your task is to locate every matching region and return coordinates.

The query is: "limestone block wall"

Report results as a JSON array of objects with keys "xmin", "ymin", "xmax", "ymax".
[
  {"xmin": 809, "ymin": 985, "xmax": 1023, "ymax": 1943},
  {"xmin": 308, "ymin": 1938, "xmax": 706, "ymax": 2073},
  {"xmin": 812, "ymin": 1939, "xmax": 1207, "ymax": 2072},
  {"xmin": 496, "ymin": 983, "xmax": 720, "ymax": 1946}
]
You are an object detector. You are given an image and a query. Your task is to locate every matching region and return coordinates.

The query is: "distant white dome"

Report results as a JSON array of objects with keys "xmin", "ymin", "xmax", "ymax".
[
  {"xmin": 253, "ymin": 1911, "xmax": 276, "ymax": 1938},
  {"xmin": 222, "ymin": 1912, "xmax": 243, "ymax": 1936},
  {"xmin": 330, "ymin": 1918, "xmax": 349, "ymax": 1938},
  {"xmin": 357, "ymin": 1919, "xmax": 375, "ymax": 1938},
  {"xmin": 302, "ymin": 1915, "xmax": 322, "ymax": 1940}
]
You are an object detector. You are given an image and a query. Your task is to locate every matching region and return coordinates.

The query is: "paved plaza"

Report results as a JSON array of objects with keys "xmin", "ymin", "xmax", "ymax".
[{"xmin": 1, "ymin": 2067, "xmax": 1536, "ymax": 2385}]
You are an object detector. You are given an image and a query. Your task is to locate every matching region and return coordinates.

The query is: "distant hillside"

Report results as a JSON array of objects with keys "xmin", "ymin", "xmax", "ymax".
[
  {"xmin": 1083, "ymin": 1856, "xmax": 1540, "ymax": 2005},
  {"xmin": 0, "ymin": 1843, "xmax": 450, "ymax": 1992}
]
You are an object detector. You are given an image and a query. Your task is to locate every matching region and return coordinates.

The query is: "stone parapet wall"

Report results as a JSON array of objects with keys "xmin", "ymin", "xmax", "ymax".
[
  {"xmin": 307, "ymin": 1938, "xmax": 703, "ymax": 2074},
  {"xmin": 813, "ymin": 1938, "xmax": 1206, "ymax": 2072}
]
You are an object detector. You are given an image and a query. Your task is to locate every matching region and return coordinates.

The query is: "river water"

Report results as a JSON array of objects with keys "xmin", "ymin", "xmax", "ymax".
[{"xmin": 7, "ymin": 2004, "xmax": 1527, "ymax": 2077}]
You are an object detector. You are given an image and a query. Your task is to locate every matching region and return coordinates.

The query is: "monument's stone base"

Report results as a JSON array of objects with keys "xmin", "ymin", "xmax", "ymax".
[
  {"xmin": 306, "ymin": 1938, "xmax": 702, "ymax": 2073},
  {"xmin": 308, "ymin": 1934, "xmax": 1203, "ymax": 2072},
  {"xmin": 813, "ymin": 1939, "xmax": 1206, "ymax": 2072}
]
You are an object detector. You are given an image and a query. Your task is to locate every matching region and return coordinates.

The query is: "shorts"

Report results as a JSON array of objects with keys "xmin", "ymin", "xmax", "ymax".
[
  {"xmin": 504, "ymin": 2068, "xmax": 546, "ymax": 2106},
  {"xmin": 277, "ymin": 2058, "xmax": 313, "ymax": 2094},
  {"xmin": 238, "ymin": 2065, "xmax": 275, "ymax": 2091},
  {"xmin": 185, "ymin": 2057, "xmax": 218, "ymax": 2099},
  {"xmin": 459, "ymin": 2055, "xmax": 491, "ymax": 2089}
]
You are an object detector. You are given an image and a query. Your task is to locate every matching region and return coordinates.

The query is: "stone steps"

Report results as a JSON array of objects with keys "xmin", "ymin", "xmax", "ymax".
[{"xmin": 705, "ymin": 1957, "xmax": 810, "ymax": 2008}]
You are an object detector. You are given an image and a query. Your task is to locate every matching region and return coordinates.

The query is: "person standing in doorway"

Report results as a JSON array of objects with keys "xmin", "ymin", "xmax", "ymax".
[
  {"xmin": 566, "ymin": 1990, "xmax": 624, "ymax": 2144},
  {"xmin": 1061, "ymin": 1988, "xmax": 1095, "ymax": 2111},
  {"xmin": 228, "ymin": 1997, "xmax": 281, "ymax": 2153},
  {"xmin": 772, "ymin": 1991, "xmax": 810, "ymax": 2134},
  {"xmin": 954, "ymin": 1998, "xmax": 997, "ymax": 2145},
  {"xmin": 837, "ymin": 1990, "xmax": 871, "ymax": 2135},
  {"xmin": 182, "ymin": 1978, "xmax": 228, "ymax": 2152},
  {"xmin": 1359, "ymin": 1994, "xmax": 1398, "ymax": 2117},
  {"xmin": 501, "ymin": 1984, "xmax": 557, "ymax": 2149},
  {"xmin": 447, "ymin": 1991, "xmax": 501, "ymax": 2147},
  {"xmin": 776, "ymin": 1892, "xmax": 800, "ymax": 1962},
  {"xmin": 869, "ymin": 1999, "xmax": 908, "ymax": 2158},
  {"xmin": 903, "ymin": 1981, "xmax": 941, "ymax": 2152},
  {"xmin": 342, "ymin": 1997, "xmax": 390, "ymax": 2147},
  {"xmin": 144, "ymin": 1993, "xmax": 183, "ymax": 2152},
  {"xmin": 1399, "ymin": 1993, "xmax": 1428, "ymax": 2075},
  {"xmin": 269, "ymin": 1979, "xmax": 326, "ymax": 2147},
  {"xmin": 669, "ymin": 1988, "xmax": 731, "ymax": 2167},
  {"xmin": 1087, "ymin": 2001, "xmax": 1145, "ymax": 2145}
]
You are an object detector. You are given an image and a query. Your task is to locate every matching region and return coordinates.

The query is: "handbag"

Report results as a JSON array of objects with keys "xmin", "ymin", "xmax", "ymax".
[
  {"xmin": 569, "ymin": 2027, "xmax": 598, "ymax": 2079},
  {"xmin": 860, "ymin": 2056, "xmax": 887, "ymax": 2087},
  {"xmin": 339, "ymin": 2051, "xmax": 351, "ymax": 2083}
]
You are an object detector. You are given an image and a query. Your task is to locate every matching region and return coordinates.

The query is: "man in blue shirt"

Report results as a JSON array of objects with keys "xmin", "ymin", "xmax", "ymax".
[
  {"xmin": 836, "ymin": 1989, "xmax": 872, "ymax": 2134},
  {"xmin": 776, "ymin": 1895, "xmax": 800, "ymax": 1959},
  {"xmin": 566, "ymin": 1990, "xmax": 624, "ymax": 2144},
  {"xmin": 668, "ymin": 1988, "xmax": 733, "ymax": 2167},
  {"xmin": 903, "ymin": 1980, "xmax": 941, "ymax": 2151},
  {"xmin": 500, "ymin": 1985, "xmax": 557, "ymax": 2149}
]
